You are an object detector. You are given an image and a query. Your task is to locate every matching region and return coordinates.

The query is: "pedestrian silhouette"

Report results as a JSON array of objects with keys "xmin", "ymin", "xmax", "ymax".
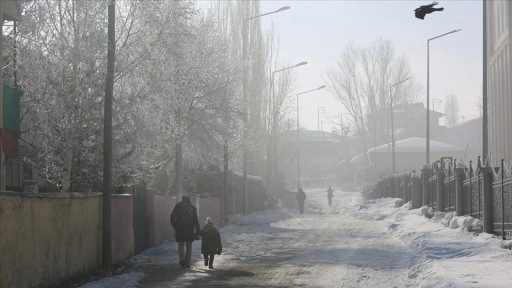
[
  {"xmin": 327, "ymin": 186, "xmax": 334, "ymax": 206},
  {"xmin": 414, "ymin": 1, "xmax": 444, "ymax": 20},
  {"xmin": 170, "ymin": 195, "xmax": 201, "ymax": 269},
  {"xmin": 296, "ymin": 188, "xmax": 306, "ymax": 214},
  {"xmin": 201, "ymin": 217, "xmax": 222, "ymax": 269}
]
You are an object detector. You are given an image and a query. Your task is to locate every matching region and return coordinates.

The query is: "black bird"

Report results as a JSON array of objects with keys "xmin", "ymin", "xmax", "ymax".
[{"xmin": 414, "ymin": 1, "xmax": 444, "ymax": 20}]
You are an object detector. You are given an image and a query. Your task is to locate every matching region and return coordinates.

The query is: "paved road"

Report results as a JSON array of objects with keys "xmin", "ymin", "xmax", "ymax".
[{"xmin": 136, "ymin": 189, "xmax": 415, "ymax": 287}]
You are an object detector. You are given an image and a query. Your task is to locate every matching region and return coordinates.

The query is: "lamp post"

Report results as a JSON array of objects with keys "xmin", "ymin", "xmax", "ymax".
[
  {"xmin": 269, "ymin": 61, "xmax": 307, "ymax": 196},
  {"xmin": 426, "ymin": 29, "xmax": 461, "ymax": 163},
  {"xmin": 390, "ymin": 77, "xmax": 413, "ymax": 174},
  {"xmin": 242, "ymin": 6, "xmax": 290, "ymax": 215},
  {"xmin": 296, "ymin": 85, "xmax": 326, "ymax": 190}
]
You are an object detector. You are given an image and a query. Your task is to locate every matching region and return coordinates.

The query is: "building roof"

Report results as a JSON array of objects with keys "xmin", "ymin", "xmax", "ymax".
[
  {"xmin": 393, "ymin": 102, "xmax": 445, "ymax": 118},
  {"xmin": 367, "ymin": 137, "xmax": 464, "ymax": 154},
  {"xmin": 285, "ymin": 130, "xmax": 343, "ymax": 143}
]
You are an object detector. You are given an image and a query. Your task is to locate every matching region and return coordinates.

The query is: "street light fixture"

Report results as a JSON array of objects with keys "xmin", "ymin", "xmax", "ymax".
[
  {"xmin": 269, "ymin": 61, "xmax": 308, "ymax": 197},
  {"xmin": 296, "ymin": 85, "xmax": 326, "ymax": 190},
  {"xmin": 390, "ymin": 77, "xmax": 413, "ymax": 174},
  {"xmin": 246, "ymin": 6, "xmax": 290, "ymax": 20},
  {"xmin": 242, "ymin": 6, "xmax": 290, "ymax": 215},
  {"xmin": 426, "ymin": 29, "xmax": 461, "ymax": 163}
]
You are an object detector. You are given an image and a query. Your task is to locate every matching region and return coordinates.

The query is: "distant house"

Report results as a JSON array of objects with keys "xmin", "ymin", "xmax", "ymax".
[
  {"xmin": 367, "ymin": 137, "xmax": 465, "ymax": 175},
  {"xmin": 280, "ymin": 130, "xmax": 351, "ymax": 189},
  {"xmin": 366, "ymin": 102, "xmax": 445, "ymax": 149},
  {"xmin": 434, "ymin": 118, "xmax": 482, "ymax": 163},
  {"xmin": 393, "ymin": 103, "xmax": 445, "ymax": 141}
]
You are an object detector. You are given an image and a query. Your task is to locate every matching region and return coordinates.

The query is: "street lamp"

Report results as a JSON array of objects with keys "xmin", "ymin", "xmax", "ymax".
[
  {"xmin": 271, "ymin": 61, "xmax": 308, "ymax": 102},
  {"xmin": 242, "ymin": 6, "xmax": 290, "ymax": 215},
  {"xmin": 296, "ymin": 85, "xmax": 326, "ymax": 190},
  {"xmin": 426, "ymin": 29, "xmax": 461, "ymax": 163},
  {"xmin": 269, "ymin": 61, "xmax": 308, "ymax": 197},
  {"xmin": 390, "ymin": 77, "xmax": 413, "ymax": 174}
]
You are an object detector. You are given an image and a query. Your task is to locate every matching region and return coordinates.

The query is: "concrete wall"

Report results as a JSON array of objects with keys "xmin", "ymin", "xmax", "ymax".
[
  {"xmin": 198, "ymin": 197, "xmax": 221, "ymax": 226},
  {"xmin": 111, "ymin": 194, "xmax": 134, "ymax": 262},
  {"xmin": 148, "ymin": 193, "xmax": 176, "ymax": 246},
  {"xmin": 0, "ymin": 192, "xmax": 135, "ymax": 288},
  {"xmin": 0, "ymin": 192, "xmax": 102, "ymax": 288}
]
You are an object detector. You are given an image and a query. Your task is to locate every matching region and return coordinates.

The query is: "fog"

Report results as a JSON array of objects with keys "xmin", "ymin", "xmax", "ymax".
[{"xmin": 5, "ymin": 1, "xmax": 508, "ymax": 287}]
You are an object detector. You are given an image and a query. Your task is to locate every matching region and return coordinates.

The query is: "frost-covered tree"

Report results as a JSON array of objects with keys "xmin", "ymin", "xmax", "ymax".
[
  {"xmin": 264, "ymin": 26, "xmax": 296, "ymax": 192},
  {"xmin": 14, "ymin": 0, "xmax": 240, "ymax": 192},
  {"xmin": 444, "ymin": 94, "xmax": 459, "ymax": 126},
  {"xmin": 325, "ymin": 38, "xmax": 419, "ymax": 153},
  {"xmin": 213, "ymin": 0, "xmax": 268, "ymax": 176}
]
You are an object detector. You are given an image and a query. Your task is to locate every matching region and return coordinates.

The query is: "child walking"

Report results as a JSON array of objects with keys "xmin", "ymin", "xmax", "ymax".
[{"xmin": 201, "ymin": 217, "xmax": 222, "ymax": 269}]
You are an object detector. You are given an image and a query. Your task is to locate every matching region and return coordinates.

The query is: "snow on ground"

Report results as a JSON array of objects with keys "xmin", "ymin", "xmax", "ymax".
[
  {"xmin": 351, "ymin": 197, "xmax": 512, "ymax": 287},
  {"xmin": 79, "ymin": 272, "xmax": 144, "ymax": 288},
  {"xmin": 82, "ymin": 187, "xmax": 512, "ymax": 288}
]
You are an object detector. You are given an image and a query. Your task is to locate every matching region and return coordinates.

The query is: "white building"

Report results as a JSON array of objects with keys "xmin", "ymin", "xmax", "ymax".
[{"xmin": 486, "ymin": 0, "xmax": 512, "ymax": 165}]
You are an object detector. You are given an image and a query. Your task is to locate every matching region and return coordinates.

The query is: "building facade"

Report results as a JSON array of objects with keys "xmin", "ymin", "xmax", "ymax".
[{"xmin": 486, "ymin": 0, "xmax": 512, "ymax": 165}]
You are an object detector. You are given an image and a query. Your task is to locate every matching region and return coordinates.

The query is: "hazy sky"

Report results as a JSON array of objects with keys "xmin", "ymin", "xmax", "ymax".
[{"xmin": 255, "ymin": 0, "xmax": 483, "ymax": 132}]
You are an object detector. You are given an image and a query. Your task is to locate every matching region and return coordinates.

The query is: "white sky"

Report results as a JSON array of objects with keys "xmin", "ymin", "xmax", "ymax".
[
  {"xmin": 257, "ymin": 0, "xmax": 483, "ymax": 131},
  {"xmin": 198, "ymin": 1, "xmax": 483, "ymax": 131}
]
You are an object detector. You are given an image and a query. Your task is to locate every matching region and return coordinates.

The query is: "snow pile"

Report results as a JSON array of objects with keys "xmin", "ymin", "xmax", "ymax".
[
  {"xmin": 79, "ymin": 272, "xmax": 144, "ymax": 288},
  {"xmin": 449, "ymin": 216, "xmax": 474, "ymax": 229},
  {"xmin": 419, "ymin": 205, "xmax": 430, "ymax": 216},
  {"xmin": 350, "ymin": 197, "xmax": 512, "ymax": 287}
]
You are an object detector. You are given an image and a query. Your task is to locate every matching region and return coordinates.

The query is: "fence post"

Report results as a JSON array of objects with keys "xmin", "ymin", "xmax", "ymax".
[
  {"xmin": 421, "ymin": 167, "xmax": 431, "ymax": 206},
  {"xmin": 403, "ymin": 174, "xmax": 411, "ymax": 203},
  {"xmin": 391, "ymin": 176, "xmax": 397, "ymax": 198},
  {"xmin": 454, "ymin": 167, "xmax": 466, "ymax": 216},
  {"xmin": 411, "ymin": 174, "xmax": 421, "ymax": 208},
  {"xmin": 435, "ymin": 163, "xmax": 445, "ymax": 212},
  {"xmin": 480, "ymin": 166, "xmax": 494, "ymax": 234}
]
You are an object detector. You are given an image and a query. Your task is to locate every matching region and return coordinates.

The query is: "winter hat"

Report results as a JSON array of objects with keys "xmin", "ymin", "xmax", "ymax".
[{"xmin": 205, "ymin": 217, "xmax": 213, "ymax": 225}]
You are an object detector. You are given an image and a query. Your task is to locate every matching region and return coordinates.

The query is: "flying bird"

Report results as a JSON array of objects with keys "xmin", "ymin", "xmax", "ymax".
[{"xmin": 414, "ymin": 1, "xmax": 444, "ymax": 20}]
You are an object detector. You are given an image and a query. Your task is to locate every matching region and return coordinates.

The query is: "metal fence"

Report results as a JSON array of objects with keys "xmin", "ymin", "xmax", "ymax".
[{"xmin": 370, "ymin": 156, "xmax": 512, "ymax": 240}]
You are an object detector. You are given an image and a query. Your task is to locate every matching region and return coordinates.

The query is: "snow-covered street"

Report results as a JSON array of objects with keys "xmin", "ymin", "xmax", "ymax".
[{"xmin": 82, "ymin": 188, "xmax": 512, "ymax": 288}]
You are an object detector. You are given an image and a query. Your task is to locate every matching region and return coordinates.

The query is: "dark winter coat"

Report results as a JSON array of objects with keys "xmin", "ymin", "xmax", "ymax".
[
  {"xmin": 201, "ymin": 223, "xmax": 222, "ymax": 255},
  {"xmin": 327, "ymin": 188, "xmax": 334, "ymax": 199},
  {"xmin": 296, "ymin": 189, "xmax": 306, "ymax": 203},
  {"xmin": 170, "ymin": 200, "xmax": 201, "ymax": 242}
]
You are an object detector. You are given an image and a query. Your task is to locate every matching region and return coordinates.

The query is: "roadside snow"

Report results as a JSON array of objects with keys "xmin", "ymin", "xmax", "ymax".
[{"xmin": 350, "ymin": 197, "xmax": 512, "ymax": 287}]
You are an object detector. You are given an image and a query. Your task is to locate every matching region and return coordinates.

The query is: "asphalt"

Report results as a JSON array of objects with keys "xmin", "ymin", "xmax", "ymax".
[{"xmin": 132, "ymin": 190, "xmax": 415, "ymax": 288}]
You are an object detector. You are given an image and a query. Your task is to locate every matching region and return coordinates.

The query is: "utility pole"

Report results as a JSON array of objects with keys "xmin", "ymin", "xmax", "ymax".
[
  {"xmin": 222, "ymin": 139, "xmax": 228, "ymax": 224},
  {"xmin": 317, "ymin": 107, "xmax": 325, "ymax": 131},
  {"xmin": 483, "ymin": 0, "xmax": 488, "ymax": 161},
  {"xmin": 102, "ymin": 0, "xmax": 115, "ymax": 269}
]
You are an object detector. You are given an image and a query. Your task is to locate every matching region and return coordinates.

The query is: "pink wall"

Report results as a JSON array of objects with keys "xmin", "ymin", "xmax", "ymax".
[
  {"xmin": 198, "ymin": 197, "xmax": 221, "ymax": 227},
  {"xmin": 148, "ymin": 193, "xmax": 176, "ymax": 246},
  {"xmin": 111, "ymin": 194, "xmax": 134, "ymax": 262}
]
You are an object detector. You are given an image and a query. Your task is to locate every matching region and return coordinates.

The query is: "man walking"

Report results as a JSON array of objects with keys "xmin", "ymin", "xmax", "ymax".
[
  {"xmin": 170, "ymin": 195, "xmax": 201, "ymax": 268},
  {"xmin": 327, "ymin": 186, "xmax": 334, "ymax": 206},
  {"xmin": 296, "ymin": 187, "xmax": 306, "ymax": 214}
]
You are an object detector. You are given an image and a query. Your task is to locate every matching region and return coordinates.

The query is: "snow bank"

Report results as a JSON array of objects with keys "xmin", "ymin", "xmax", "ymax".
[
  {"xmin": 419, "ymin": 206, "xmax": 430, "ymax": 216},
  {"xmin": 449, "ymin": 216, "xmax": 474, "ymax": 229},
  {"xmin": 349, "ymin": 197, "xmax": 512, "ymax": 287}
]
